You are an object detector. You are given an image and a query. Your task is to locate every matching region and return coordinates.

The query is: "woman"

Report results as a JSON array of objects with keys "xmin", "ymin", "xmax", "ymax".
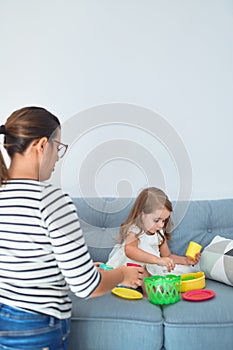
[{"xmin": 0, "ymin": 106, "xmax": 143, "ymax": 350}]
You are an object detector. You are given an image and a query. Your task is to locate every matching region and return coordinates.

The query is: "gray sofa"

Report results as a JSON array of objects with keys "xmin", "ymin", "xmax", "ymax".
[{"xmin": 67, "ymin": 198, "xmax": 233, "ymax": 350}]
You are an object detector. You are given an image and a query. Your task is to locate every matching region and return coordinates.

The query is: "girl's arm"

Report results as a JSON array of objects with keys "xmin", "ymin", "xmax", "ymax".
[
  {"xmin": 125, "ymin": 232, "xmax": 175, "ymax": 270},
  {"xmin": 169, "ymin": 253, "xmax": 200, "ymax": 265},
  {"xmin": 159, "ymin": 238, "xmax": 200, "ymax": 265}
]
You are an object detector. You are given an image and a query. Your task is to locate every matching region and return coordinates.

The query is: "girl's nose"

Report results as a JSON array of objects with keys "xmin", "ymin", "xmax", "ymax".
[{"xmin": 158, "ymin": 220, "xmax": 164, "ymax": 228}]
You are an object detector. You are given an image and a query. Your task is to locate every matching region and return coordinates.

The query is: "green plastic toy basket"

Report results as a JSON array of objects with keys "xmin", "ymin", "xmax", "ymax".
[{"xmin": 144, "ymin": 275, "xmax": 181, "ymax": 305}]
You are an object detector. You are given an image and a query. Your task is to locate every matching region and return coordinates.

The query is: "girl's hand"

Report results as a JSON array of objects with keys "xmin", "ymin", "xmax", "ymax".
[
  {"xmin": 157, "ymin": 257, "xmax": 175, "ymax": 272},
  {"xmin": 119, "ymin": 266, "xmax": 144, "ymax": 289},
  {"xmin": 185, "ymin": 252, "xmax": 201, "ymax": 265}
]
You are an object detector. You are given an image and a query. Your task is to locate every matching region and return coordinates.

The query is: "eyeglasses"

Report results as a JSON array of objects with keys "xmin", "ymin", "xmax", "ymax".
[{"xmin": 52, "ymin": 140, "xmax": 68, "ymax": 159}]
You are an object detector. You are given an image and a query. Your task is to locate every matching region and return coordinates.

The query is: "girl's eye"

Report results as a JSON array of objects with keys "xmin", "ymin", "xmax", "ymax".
[{"xmin": 154, "ymin": 219, "xmax": 166, "ymax": 224}]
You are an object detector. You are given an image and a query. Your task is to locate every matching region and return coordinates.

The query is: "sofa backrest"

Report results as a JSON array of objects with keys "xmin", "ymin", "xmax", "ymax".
[{"xmin": 72, "ymin": 197, "xmax": 233, "ymax": 262}]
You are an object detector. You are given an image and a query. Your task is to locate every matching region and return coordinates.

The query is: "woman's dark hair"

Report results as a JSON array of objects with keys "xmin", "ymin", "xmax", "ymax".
[{"xmin": 0, "ymin": 106, "xmax": 60, "ymax": 184}]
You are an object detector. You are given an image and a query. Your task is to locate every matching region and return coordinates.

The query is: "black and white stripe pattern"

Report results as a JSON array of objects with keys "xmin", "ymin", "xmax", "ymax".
[{"xmin": 0, "ymin": 179, "xmax": 101, "ymax": 319}]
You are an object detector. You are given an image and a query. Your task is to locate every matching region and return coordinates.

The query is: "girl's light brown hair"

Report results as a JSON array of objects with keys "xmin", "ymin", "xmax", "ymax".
[
  {"xmin": 119, "ymin": 187, "xmax": 173, "ymax": 244},
  {"xmin": 0, "ymin": 106, "xmax": 60, "ymax": 185}
]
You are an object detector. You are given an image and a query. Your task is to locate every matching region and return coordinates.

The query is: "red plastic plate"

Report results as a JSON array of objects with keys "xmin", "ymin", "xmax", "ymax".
[{"xmin": 182, "ymin": 289, "xmax": 215, "ymax": 301}]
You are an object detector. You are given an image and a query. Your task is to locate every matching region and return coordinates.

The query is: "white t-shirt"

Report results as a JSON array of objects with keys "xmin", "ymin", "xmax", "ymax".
[
  {"xmin": 106, "ymin": 224, "xmax": 165, "ymax": 275},
  {"xmin": 107, "ymin": 224, "xmax": 200, "ymax": 275}
]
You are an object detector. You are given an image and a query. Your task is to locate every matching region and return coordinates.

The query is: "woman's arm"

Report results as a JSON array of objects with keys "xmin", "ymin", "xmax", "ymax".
[
  {"xmin": 41, "ymin": 186, "xmax": 143, "ymax": 298},
  {"xmin": 90, "ymin": 265, "xmax": 143, "ymax": 297}
]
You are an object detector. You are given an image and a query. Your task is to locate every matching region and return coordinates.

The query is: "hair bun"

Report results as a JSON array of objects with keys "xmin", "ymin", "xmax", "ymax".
[{"xmin": 0, "ymin": 125, "xmax": 6, "ymax": 135}]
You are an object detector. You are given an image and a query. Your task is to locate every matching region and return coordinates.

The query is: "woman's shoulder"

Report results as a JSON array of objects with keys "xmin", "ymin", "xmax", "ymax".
[
  {"xmin": 0, "ymin": 179, "xmax": 60, "ymax": 196},
  {"xmin": 40, "ymin": 181, "xmax": 66, "ymax": 194},
  {"xmin": 40, "ymin": 182, "xmax": 73, "ymax": 204},
  {"xmin": 39, "ymin": 183, "xmax": 78, "ymax": 218}
]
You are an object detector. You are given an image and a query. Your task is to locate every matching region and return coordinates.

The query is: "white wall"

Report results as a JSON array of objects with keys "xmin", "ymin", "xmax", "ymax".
[{"xmin": 0, "ymin": 0, "xmax": 233, "ymax": 200}]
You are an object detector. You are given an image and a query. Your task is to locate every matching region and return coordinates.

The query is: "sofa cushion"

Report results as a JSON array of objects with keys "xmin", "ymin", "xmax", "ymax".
[
  {"xmin": 72, "ymin": 197, "xmax": 134, "ymax": 262},
  {"xmin": 168, "ymin": 199, "xmax": 233, "ymax": 256},
  {"xmin": 200, "ymin": 235, "xmax": 233, "ymax": 286},
  {"xmin": 163, "ymin": 279, "xmax": 233, "ymax": 350},
  {"xmin": 72, "ymin": 197, "xmax": 233, "ymax": 262},
  {"xmin": 79, "ymin": 219, "xmax": 117, "ymax": 262},
  {"xmin": 68, "ymin": 292, "xmax": 163, "ymax": 350}
]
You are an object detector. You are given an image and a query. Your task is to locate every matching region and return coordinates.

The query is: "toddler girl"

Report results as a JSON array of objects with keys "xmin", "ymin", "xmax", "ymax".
[{"xmin": 106, "ymin": 187, "xmax": 200, "ymax": 277}]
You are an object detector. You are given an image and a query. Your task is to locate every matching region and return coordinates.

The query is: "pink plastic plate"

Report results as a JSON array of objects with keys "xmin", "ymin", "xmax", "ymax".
[{"xmin": 182, "ymin": 289, "xmax": 215, "ymax": 301}]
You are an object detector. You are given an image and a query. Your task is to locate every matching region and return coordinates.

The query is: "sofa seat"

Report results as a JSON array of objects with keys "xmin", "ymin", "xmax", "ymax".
[
  {"xmin": 68, "ymin": 291, "xmax": 163, "ymax": 350},
  {"xmin": 163, "ymin": 279, "xmax": 233, "ymax": 350}
]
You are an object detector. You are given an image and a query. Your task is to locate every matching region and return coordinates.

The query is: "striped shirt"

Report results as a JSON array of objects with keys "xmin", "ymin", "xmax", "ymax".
[{"xmin": 0, "ymin": 179, "xmax": 101, "ymax": 319}]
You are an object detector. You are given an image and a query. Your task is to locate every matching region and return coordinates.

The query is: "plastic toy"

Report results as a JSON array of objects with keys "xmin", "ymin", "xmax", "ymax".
[
  {"xmin": 182, "ymin": 289, "xmax": 215, "ymax": 301},
  {"xmin": 180, "ymin": 272, "xmax": 205, "ymax": 292},
  {"xmin": 112, "ymin": 287, "xmax": 143, "ymax": 300},
  {"xmin": 99, "ymin": 263, "xmax": 114, "ymax": 270},
  {"xmin": 186, "ymin": 241, "xmax": 202, "ymax": 259},
  {"xmin": 144, "ymin": 275, "xmax": 181, "ymax": 305}
]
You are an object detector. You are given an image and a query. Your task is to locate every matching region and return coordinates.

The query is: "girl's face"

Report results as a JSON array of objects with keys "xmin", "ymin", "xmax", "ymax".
[{"xmin": 141, "ymin": 207, "xmax": 171, "ymax": 234}]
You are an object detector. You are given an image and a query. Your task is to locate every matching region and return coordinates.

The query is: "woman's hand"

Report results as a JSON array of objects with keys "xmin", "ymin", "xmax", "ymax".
[
  {"xmin": 118, "ymin": 266, "xmax": 144, "ymax": 289},
  {"xmin": 157, "ymin": 257, "xmax": 175, "ymax": 272},
  {"xmin": 90, "ymin": 265, "xmax": 143, "ymax": 297}
]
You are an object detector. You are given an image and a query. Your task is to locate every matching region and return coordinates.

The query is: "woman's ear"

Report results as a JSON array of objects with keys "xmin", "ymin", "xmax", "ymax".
[{"xmin": 34, "ymin": 137, "xmax": 48, "ymax": 156}]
